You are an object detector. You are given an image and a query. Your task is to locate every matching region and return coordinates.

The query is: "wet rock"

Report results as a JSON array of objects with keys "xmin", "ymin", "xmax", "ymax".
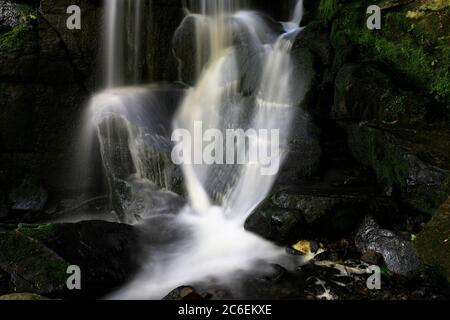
[
  {"xmin": 270, "ymin": 190, "xmax": 361, "ymax": 224},
  {"xmin": 172, "ymin": 14, "xmax": 208, "ymax": 85},
  {"xmin": 245, "ymin": 208, "xmax": 304, "ymax": 244},
  {"xmin": 94, "ymin": 87, "xmax": 186, "ymax": 222},
  {"xmin": 355, "ymin": 216, "xmax": 422, "ymax": 276},
  {"xmin": 0, "ymin": 0, "xmax": 19, "ymax": 31},
  {"xmin": 8, "ymin": 177, "xmax": 47, "ymax": 212},
  {"xmin": 414, "ymin": 197, "xmax": 450, "ymax": 284},
  {"xmin": 0, "ymin": 230, "xmax": 69, "ymax": 295},
  {"xmin": 360, "ymin": 250, "xmax": 382, "ymax": 266},
  {"xmin": 0, "ymin": 293, "xmax": 50, "ymax": 300},
  {"xmin": 346, "ymin": 123, "xmax": 450, "ymax": 214},
  {"xmin": 240, "ymin": 265, "xmax": 305, "ymax": 300},
  {"xmin": 163, "ymin": 286, "xmax": 205, "ymax": 300}
]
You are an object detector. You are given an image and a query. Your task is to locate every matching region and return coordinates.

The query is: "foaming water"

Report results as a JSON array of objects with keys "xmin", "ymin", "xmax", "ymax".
[
  {"xmin": 111, "ymin": 206, "xmax": 288, "ymax": 299},
  {"xmin": 81, "ymin": 0, "xmax": 310, "ymax": 299}
]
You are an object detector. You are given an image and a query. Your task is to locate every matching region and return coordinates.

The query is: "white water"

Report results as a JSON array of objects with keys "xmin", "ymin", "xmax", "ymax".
[{"xmin": 86, "ymin": 0, "xmax": 309, "ymax": 299}]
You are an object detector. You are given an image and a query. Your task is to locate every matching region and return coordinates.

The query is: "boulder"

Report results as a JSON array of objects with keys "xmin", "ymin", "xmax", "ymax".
[
  {"xmin": 245, "ymin": 207, "xmax": 304, "ymax": 244},
  {"xmin": 24, "ymin": 221, "xmax": 142, "ymax": 296},
  {"xmin": 0, "ymin": 221, "xmax": 143, "ymax": 298},
  {"xmin": 356, "ymin": 216, "xmax": 422, "ymax": 277},
  {"xmin": 414, "ymin": 197, "xmax": 450, "ymax": 284},
  {"xmin": 292, "ymin": 21, "xmax": 332, "ymax": 67},
  {"xmin": 92, "ymin": 87, "xmax": 186, "ymax": 222},
  {"xmin": 345, "ymin": 123, "xmax": 450, "ymax": 214},
  {"xmin": 0, "ymin": 230, "xmax": 69, "ymax": 294}
]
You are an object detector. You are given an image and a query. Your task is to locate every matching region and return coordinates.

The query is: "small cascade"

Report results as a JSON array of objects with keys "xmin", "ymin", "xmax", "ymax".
[{"xmin": 80, "ymin": 0, "xmax": 311, "ymax": 298}]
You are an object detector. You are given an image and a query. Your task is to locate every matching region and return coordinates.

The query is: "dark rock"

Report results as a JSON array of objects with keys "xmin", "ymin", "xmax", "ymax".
[
  {"xmin": 32, "ymin": 221, "xmax": 142, "ymax": 296},
  {"xmin": 163, "ymin": 286, "xmax": 205, "ymax": 300},
  {"xmin": 360, "ymin": 250, "xmax": 382, "ymax": 265},
  {"xmin": 0, "ymin": 293, "xmax": 50, "ymax": 300},
  {"xmin": 0, "ymin": 230, "xmax": 69, "ymax": 295},
  {"xmin": 292, "ymin": 21, "xmax": 332, "ymax": 67},
  {"xmin": 172, "ymin": 14, "xmax": 207, "ymax": 85},
  {"xmin": 414, "ymin": 197, "xmax": 450, "ymax": 284},
  {"xmin": 0, "ymin": 191, "xmax": 8, "ymax": 218},
  {"xmin": 0, "ymin": 221, "xmax": 143, "ymax": 298},
  {"xmin": 245, "ymin": 208, "xmax": 304, "ymax": 244},
  {"xmin": 269, "ymin": 190, "xmax": 362, "ymax": 224},
  {"xmin": 0, "ymin": 268, "xmax": 13, "ymax": 296},
  {"xmin": 356, "ymin": 216, "xmax": 422, "ymax": 277},
  {"xmin": 346, "ymin": 123, "xmax": 450, "ymax": 214},
  {"xmin": 280, "ymin": 109, "xmax": 322, "ymax": 180},
  {"xmin": 239, "ymin": 265, "xmax": 305, "ymax": 300},
  {"xmin": 333, "ymin": 64, "xmax": 431, "ymax": 125},
  {"xmin": 8, "ymin": 177, "xmax": 47, "ymax": 212}
]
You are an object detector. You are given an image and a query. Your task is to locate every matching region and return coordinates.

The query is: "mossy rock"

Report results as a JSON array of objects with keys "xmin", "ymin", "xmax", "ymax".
[
  {"xmin": 346, "ymin": 122, "xmax": 450, "ymax": 214},
  {"xmin": 333, "ymin": 63, "xmax": 432, "ymax": 125},
  {"xmin": 0, "ymin": 293, "xmax": 50, "ymax": 300},
  {"xmin": 0, "ymin": 230, "xmax": 69, "ymax": 294},
  {"xmin": 414, "ymin": 196, "xmax": 450, "ymax": 284},
  {"xmin": 329, "ymin": 0, "xmax": 450, "ymax": 110},
  {"xmin": 0, "ymin": 4, "xmax": 37, "ymax": 52},
  {"xmin": 17, "ymin": 223, "xmax": 55, "ymax": 241}
]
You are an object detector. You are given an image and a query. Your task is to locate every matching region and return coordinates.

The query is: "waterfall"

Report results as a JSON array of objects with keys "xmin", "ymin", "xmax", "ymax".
[
  {"xmin": 105, "ymin": 0, "xmax": 147, "ymax": 87},
  {"xmin": 292, "ymin": 0, "xmax": 304, "ymax": 26},
  {"xmin": 83, "ymin": 0, "xmax": 310, "ymax": 299}
]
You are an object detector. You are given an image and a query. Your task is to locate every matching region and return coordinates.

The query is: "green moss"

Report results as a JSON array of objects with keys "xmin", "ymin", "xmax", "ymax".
[
  {"xmin": 0, "ymin": 5, "xmax": 37, "ymax": 51},
  {"xmin": 0, "ymin": 24, "xmax": 30, "ymax": 51},
  {"xmin": 17, "ymin": 224, "xmax": 55, "ymax": 242},
  {"xmin": 0, "ymin": 231, "xmax": 68, "ymax": 292},
  {"xmin": 364, "ymin": 127, "xmax": 408, "ymax": 187},
  {"xmin": 318, "ymin": 0, "xmax": 339, "ymax": 21},
  {"xmin": 331, "ymin": 0, "xmax": 450, "ymax": 109},
  {"xmin": 414, "ymin": 197, "xmax": 450, "ymax": 284}
]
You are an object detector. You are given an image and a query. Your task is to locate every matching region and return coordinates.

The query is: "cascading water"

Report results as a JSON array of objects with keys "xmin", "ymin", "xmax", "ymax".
[{"xmin": 82, "ymin": 0, "xmax": 310, "ymax": 299}]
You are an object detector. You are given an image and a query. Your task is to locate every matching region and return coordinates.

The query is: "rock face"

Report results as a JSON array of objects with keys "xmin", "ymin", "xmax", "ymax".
[
  {"xmin": 0, "ymin": 0, "xmax": 102, "ymax": 192},
  {"xmin": 415, "ymin": 197, "xmax": 450, "ymax": 284},
  {"xmin": 0, "ymin": 230, "xmax": 69, "ymax": 294},
  {"xmin": 245, "ymin": 177, "xmax": 387, "ymax": 244},
  {"xmin": 346, "ymin": 123, "xmax": 450, "ymax": 214},
  {"xmin": 34, "ymin": 221, "xmax": 141, "ymax": 296},
  {"xmin": 0, "ymin": 221, "xmax": 143, "ymax": 298},
  {"xmin": 93, "ymin": 86, "xmax": 186, "ymax": 222},
  {"xmin": 356, "ymin": 216, "xmax": 422, "ymax": 277}
]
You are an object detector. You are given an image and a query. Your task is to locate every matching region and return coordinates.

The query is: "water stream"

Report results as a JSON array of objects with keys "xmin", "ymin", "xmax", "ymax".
[{"xmin": 82, "ymin": 0, "xmax": 309, "ymax": 299}]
